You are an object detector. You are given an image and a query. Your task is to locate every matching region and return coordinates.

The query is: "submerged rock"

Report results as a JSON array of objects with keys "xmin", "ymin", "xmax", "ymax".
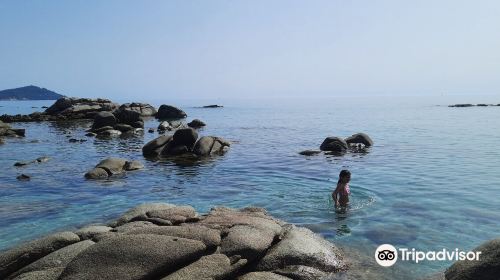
[
  {"xmin": 156, "ymin": 105, "xmax": 187, "ymax": 119},
  {"xmin": 84, "ymin": 158, "xmax": 144, "ymax": 179},
  {"xmin": 299, "ymin": 150, "xmax": 321, "ymax": 156},
  {"xmin": 16, "ymin": 174, "xmax": 31, "ymax": 181},
  {"xmin": 319, "ymin": 137, "xmax": 348, "ymax": 153},
  {"xmin": 0, "ymin": 121, "xmax": 25, "ymax": 137}
]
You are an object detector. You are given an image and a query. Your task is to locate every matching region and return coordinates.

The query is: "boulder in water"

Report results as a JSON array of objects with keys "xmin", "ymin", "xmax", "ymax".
[
  {"xmin": 92, "ymin": 111, "xmax": 116, "ymax": 130},
  {"xmin": 84, "ymin": 158, "xmax": 144, "ymax": 179},
  {"xmin": 156, "ymin": 105, "xmax": 187, "ymax": 119},
  {"xmin": 187, "ymin": 119, "xmax": 206, "ymax": 128},
  {"xmin": 193, "ymin": 136, "xmax": 230, "ymax": 156},
  {"xmin": 345, "ymin": 133, "xmax": 373, "ymax": 147},
  {"xmin": 319, "ymin": 137, "xmax": 348, "ymax": 152},
  {"xmin": 116, "ymin": 103, "xmax": 157, "ymax": 117},
  {"xmin": 299, "ymin": 150, "xmax": 321, "ymax": 156}
]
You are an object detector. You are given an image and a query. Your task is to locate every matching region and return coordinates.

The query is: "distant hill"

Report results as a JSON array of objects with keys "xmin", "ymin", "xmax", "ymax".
[{"xmin": 0, "ymin": 85, "xmax": 65, "ymax": 100}]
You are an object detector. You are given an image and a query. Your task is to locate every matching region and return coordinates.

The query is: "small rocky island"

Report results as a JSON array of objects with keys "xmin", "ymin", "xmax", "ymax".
[
  {"xmin": 0, "ymin": 203, "xmax": 348, "ymax": 280},
  {"xmin": 0, "ymin": 85, "xmax": 64, "ymax": 100}
]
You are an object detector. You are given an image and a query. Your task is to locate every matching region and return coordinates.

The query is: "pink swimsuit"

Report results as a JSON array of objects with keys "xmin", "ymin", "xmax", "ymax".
[{"xmin": 338, "ymin": 183, "xmax": 350, "ymax": 205}]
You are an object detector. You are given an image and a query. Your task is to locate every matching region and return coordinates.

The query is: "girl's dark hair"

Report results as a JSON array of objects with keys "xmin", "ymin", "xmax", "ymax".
[{"xmin": 338, "ymin": 169, "xmax": 351, "ymax": 184}]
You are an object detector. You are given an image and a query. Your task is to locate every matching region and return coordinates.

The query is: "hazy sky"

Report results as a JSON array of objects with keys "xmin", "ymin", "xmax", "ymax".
[{"xmin": 1, "ymin": 0, "xmax": 500, "ymax": 99}]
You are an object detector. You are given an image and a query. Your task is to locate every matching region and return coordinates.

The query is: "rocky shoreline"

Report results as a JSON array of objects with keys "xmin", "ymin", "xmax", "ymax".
[{"xmin": 0, "ymin": 203, "xmax": 348, "ymax": 280}]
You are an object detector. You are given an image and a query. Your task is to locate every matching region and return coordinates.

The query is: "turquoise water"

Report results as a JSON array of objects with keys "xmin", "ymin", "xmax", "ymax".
[{"xmin": 1, "ymin": 96, "xmax": 500, "ymax": 279}]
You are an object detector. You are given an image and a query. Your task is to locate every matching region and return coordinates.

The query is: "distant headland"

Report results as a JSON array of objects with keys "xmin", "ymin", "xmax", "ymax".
[{"xmin": 0, "ymin": 85, "xmax": 65, "ymax": 100}]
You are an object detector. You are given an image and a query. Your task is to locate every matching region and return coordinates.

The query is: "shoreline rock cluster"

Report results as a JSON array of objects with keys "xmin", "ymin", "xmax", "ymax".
[
  {"xmin": 0, "ymin": 97, "xmax": 186, "ymax": 124},
  {"xmin": 300, "ymin": 132, "xmax": 373, "ymax": 156},
  {"xmin": 0, "ymin": 203, "xmax": 348, "ymax": 280}
]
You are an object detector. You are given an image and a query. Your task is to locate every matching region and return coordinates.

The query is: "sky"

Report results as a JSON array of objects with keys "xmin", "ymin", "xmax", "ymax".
[{"xmin": 1, "ymin": 0, "xmax": 500, "ymax": 100}]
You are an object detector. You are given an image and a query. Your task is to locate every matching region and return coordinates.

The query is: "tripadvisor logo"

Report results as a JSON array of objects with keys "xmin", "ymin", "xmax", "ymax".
[{"xmin": 375, "ymin": 244, "xmax": 481, "ymax": 267}]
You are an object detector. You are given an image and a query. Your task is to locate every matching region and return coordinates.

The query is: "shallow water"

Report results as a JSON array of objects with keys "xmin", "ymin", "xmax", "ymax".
[{"xmin": 1, "ymin": 96, "xmax": 500, "ymax": 279}]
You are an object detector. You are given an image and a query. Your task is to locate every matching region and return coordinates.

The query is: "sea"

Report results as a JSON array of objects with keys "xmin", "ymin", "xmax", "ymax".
[{"xmin": 1, "ymin": 94, "xmax": 499, "ymax": 279}]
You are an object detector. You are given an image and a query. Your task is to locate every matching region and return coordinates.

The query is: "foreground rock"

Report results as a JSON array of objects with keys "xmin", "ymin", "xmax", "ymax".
[
  {"xmin": 155, "ymin": 105, "xmax": 187, "ymax": 120},
  {"xmin": 0, "ymin": 203, "xmax": 347, "ymax": 280},
  {"xmin": 445, "ymin": 238, "xmax": 500, "ymax": 280},
  {"xmin": 0, "ymin": 232, "xmax": 79, "ymax": 278},
  {"xmin": 59, "ymin": 235, "xmax": 206, "ymax": 280},
  {"xmin": 143, "ymin": 129, "xmax": 230, "ymax": 159},
  {"xmin": 84, "ymin": 157, "xmax": 144, "ymax": 179}
]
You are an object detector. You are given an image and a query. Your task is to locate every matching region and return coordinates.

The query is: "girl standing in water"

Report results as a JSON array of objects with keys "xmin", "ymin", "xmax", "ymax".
[{"xmin": 332, "ymin": 170, "xmax": 351, "ymax": 208}]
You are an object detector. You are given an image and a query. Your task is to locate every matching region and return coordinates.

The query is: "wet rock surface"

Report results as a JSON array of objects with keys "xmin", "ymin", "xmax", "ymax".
[{"xmin": 0, "ymin": 203, "xmax": 348, "ymax": 280}]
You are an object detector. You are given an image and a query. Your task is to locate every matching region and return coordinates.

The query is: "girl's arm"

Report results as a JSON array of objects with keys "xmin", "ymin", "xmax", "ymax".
[{"xmin": 332, "ymin": 184, "xmax": 340, "ymax": 207}]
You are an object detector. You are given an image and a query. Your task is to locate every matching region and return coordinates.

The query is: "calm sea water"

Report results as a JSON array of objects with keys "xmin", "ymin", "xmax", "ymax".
[{"xmin": 1, "ymin": 95, "xmax": 499, "ymax": 279}]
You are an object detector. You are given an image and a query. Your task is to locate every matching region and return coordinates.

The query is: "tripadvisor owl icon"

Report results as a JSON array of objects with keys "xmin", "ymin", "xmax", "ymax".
[{"xmin": 375, "ymin": 244, "xmax": 398, "ymax": 267}]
